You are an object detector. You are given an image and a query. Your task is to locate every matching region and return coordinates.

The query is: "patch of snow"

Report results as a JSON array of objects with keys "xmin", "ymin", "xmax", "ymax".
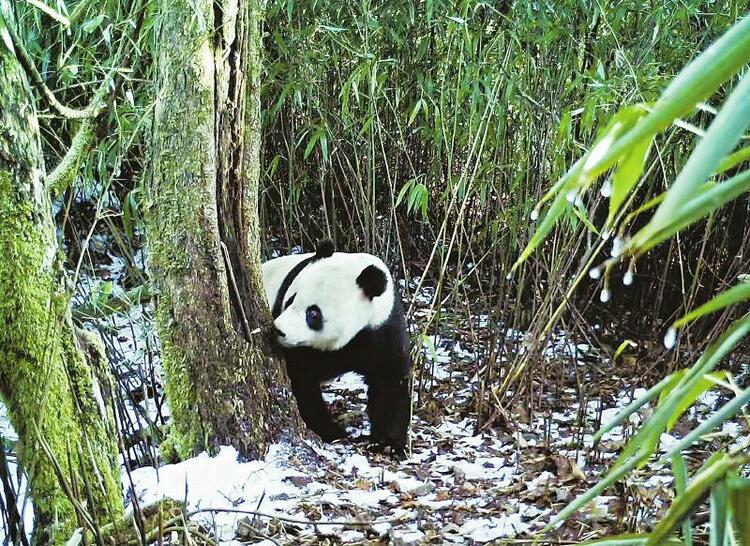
[
  {"xmin": 127, "ymin": 444, "xmax": 312, "ymax": 541},
  {"xmin": 459, "ymin": 514, "xmax": 528, "ymax": 542}
]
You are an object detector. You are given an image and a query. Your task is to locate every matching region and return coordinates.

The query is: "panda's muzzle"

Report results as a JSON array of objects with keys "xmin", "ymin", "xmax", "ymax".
[{"xmin": 273, "ymin": 327, "xmax": 286, "ymax": 339}]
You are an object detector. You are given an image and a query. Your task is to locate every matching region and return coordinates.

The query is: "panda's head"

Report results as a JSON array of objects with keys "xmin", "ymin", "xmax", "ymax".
[{"xmin": 273, "ymin": 249, "xmax": 394, "ymax": 351}]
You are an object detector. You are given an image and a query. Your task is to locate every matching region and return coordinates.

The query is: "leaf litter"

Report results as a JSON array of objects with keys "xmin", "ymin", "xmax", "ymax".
[{"xmin": 1, "ymin": 275, "xmax": 747, "ymax": 544}]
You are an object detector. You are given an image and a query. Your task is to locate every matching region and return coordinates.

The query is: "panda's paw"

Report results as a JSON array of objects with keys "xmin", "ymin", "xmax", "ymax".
[
  {"xmin": 366, "ymin": 441, "xmax": 407, "ymax": 460},
  {"xmin": 315, "ymin": 423, "xmax": 348, "ymax": 443}
]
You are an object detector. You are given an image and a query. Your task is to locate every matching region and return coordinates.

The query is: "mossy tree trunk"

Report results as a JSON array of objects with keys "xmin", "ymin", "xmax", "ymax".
[
  {"xmin": 147, "ymin": 0, "xmax": 302, "ymax": 460},
  {"xmin": 0, "ymin": 9, "xmax": 123, "ymax": 545}
]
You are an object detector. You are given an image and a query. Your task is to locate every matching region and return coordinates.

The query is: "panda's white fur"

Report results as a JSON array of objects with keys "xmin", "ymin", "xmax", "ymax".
[
  {"xmin": 267, "ymin": 252, "xmax": 394, "ymax": 351},
  {"xmin": 261, "ymin": 242, "xmax": 412, "ymax": 456}
]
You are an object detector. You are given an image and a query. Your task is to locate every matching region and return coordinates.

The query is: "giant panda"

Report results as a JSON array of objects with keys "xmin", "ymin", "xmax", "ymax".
[{"xmin": 262, "ymin": 240, "xmax": 411, "ymax": 456}]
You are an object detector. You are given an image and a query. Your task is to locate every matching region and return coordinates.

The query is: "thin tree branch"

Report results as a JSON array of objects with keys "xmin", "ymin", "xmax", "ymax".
[
  {"xmin": 46, "ymin": 117, "xmax": 94, "ymax": 195},
  {"xmin": 5, "ymin": 19, "xmax": 109, "ymax": 119}
]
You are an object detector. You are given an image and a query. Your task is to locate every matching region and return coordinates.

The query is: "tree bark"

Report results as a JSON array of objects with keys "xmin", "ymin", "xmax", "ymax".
[
  {"xmin": 0, "ymin": 8, "xmax": 123, "ymax": 544},
  {"xmin": 147, "ymin": 0, "xmax": 302, "ymax": 460}
]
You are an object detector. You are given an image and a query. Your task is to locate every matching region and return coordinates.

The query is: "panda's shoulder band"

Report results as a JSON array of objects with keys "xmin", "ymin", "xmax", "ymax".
[{"xmin": 272, "ymin": 241, "xmax": 335, "ymax": 318}]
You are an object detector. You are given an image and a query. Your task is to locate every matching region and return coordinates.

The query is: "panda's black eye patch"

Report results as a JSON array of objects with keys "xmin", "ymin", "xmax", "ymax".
[
  {"xmin": 284, "ymin": 293, "xmax": 296, "ymax": 310},
  {"xmin": 305, "ymin": 305, "xmax": 323, "ymax": 331}
]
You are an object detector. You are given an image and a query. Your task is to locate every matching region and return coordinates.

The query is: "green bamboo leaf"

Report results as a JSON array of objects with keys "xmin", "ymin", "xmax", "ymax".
[
  {"xmin": 580, "ymin": 536, "xmax": 682, "ymax": 546},
  {"xmin": 613, "ymin": 315, "xmax": 750, "ymax": 471},
  {"xmin": 728, "ymin": 475, "xmax": 750, "ymax": 545},
  {"xmin": 303, "ymin": 127, "xmax": 322, "ymax": 159},
  {"xmin": 573, "ymin": 205, "xmax": 600, "ymax": 235},
  {"xmin": 632, "ymin": 70, "xmax": 750, "ymax": 251},
  {"xmin": 81, "ymin": 13, "xmax": 105, "ymax": 33},
  {"xmin": 592, "ymin": 373, "xmax": 674, "ymax": 445},
  {"xmin": 661, "ymin": 385, "xmax": 750, "ymax": 460},
  {"xmin": 613, "ymin": 339, "xmax": 637, "ymax": 361},
  {"xmin": 396, "ymin": 180, "xmax": 414, "ymax": 207},
  {"xmin": 544, "ymin": 455, "xmax": 643, "ymax": 532},
  {"xmin": 710, "ymin": 480, "xmax": 729, "ymax": 546},
  {"xmin": 408, "ymin": 98, "xmax": 423, "ymax": 126},
  {"xmin": 658, "ymin": 371, "xmax": 724, "ymax": 431},
  {"xmin": 716, "ymin": 145, "xmax": 750, "ymax": 175},
  {"xmin": 645, "ymin": 454, "xmax": 743, "ymax": 546},
  {"xmin": 608, "ymin": 135, "xmax": 653, "ymax": 225},
  {"xmin": 672, "ymin": 282, "xmax": 750, "ymax": 330},
  {"xmin": 319, "ymin": 24, "xmax": 346, "ymax": 33},
  {"xmin": 509, "ymin": 193, "xmax": 566, "ymax": 275},
  {"xmin": 319, "ymin": 131, "xmax": 328, "ymax": 162},
  {"xmin": 580, "ymin": 14, "xmax": 750, "ymax": 184},
  {"xmin": 123, "ymin": 189, "xmax": 141, "ymax": 241},
  {"xmin": 285, "ymin": 0, "xmax": 293, "ymax": 20},
  {"xmin": 515, "ymin": 15, "xmax": 750, "ymax": 273},
  {"xmin": 633, "ymin": 169, "xmax": 750, "ymax": 254},
  {"xmin": 531, "ymin": 156, "xmax": 583, "ymax": 212},
  {"xmin": 579, "ymin": 105, "xmax": 649, "ymax": 181},
  {"xmin": 672, "ymin": 454, "xmax": 693, "ymax": 546}
]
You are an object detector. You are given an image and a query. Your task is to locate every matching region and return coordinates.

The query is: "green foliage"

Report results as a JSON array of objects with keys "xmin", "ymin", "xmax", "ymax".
[
  {"xmin": 520, "ymin": 14, "xmax": 750, "ymax": 544},
  {"xmin": 512, "ymin": 13, "xmax": 750, "ymax": 273},
  {"xmin": 547, "ymin": 315, "xmax": 750, "ymax": 540},
  {"xmin": 262, "ymin": 0, "xmax": 731, "ymax": 252}
]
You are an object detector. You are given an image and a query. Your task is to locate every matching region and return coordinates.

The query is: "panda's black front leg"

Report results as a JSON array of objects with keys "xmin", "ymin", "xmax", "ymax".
[
  {"xmin": 367, "ymin": 373, "xmax": 410, "ymax": 457},
  {"xmin": 287, "ymin": 367, "xmax": 347, "ymax": 442}
]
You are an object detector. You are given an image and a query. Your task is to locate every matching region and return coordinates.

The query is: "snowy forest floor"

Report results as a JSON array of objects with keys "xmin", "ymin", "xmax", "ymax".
[
  {"xmin": 125, "ymin": 347, "xmax": 743, "ymax": 545},
  {"xmin": 1, "ymin": 268, "xmax": 746, "ymax": 545},
  {"xmin": 120, "ymin": 285, "xmax": 743, "ymax": 545}
]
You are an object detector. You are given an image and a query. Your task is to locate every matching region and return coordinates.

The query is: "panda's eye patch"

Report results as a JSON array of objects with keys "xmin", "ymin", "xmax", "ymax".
[
  {"xmin": 284, "ymin": 293, "xmax": 296, "ymax": 310},
  {"xmin": 305, "ymin": 305, "xmax": 323, "ymax": 331}
]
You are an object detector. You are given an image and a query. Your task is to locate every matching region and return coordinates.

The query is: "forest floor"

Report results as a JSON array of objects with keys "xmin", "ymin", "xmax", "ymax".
[
  {"xmin": 121, "ymin": 281, "xmax": 743, "ymax": 545},
  {"xmin": 1, "ymin": 268, "xmax": 744, "ymax": 545}
]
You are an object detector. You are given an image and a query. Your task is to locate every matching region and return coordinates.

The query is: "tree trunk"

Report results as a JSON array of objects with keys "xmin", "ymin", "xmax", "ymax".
[
  {"xmin": 0, "ymin": 11, "xmax": 123, "ymax": 544},
  {"xmin": 147, "ymin": 0, "xmax": 302, "ymax": 460}
]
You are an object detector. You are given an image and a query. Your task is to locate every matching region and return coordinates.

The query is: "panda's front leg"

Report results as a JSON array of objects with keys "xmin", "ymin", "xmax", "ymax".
[
  {"xmin": 287, "ymin": 366, "xmax": 347, "ymax": 442},
  {"xmin": 367, "ymin": 373, "xmax": 410, "ymax": 458}
]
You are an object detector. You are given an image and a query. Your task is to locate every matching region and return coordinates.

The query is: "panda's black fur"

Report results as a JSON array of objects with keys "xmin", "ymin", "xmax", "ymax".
[{"xmin": 266, "ymin": 241, "xmax": 411, "ymax": 456}]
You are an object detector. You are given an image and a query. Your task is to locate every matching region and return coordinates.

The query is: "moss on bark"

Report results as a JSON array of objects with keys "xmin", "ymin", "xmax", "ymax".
[
  {"xmin": 147, "ymin": 0, "xmax": 303, "ymax": 460},
  {"xmin": 0, "ymin": 12, "xmax": 123, "ymax": 544}
]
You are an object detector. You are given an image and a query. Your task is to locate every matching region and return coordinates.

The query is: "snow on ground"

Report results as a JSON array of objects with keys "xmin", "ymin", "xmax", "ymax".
[
  {"xmin": 125, "ymin": 367, "xmax": 544, "ymax": 545},
  {"xmin": 2, "ymin": 277, "xmax": 748, "ymax": 544},
  {"xmin": 120, "ymin": 347, "xmax": 696, "ymax": 545}
]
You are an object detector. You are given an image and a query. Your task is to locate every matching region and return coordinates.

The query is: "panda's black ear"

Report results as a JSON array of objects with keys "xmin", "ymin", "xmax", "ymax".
[
  {"xmin": 315, "ymin": 239, "xmax": 335, "ymax": 259},
  {"xmin": 357, "ymin": 265, "xmax": 387, "ymax": 300}
]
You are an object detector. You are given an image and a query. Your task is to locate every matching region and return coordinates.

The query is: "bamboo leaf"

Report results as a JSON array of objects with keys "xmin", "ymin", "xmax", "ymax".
[
  {"xmin": 592, "ymin": 373, "xmax": 674, "ymax": 445},
  {"xmin": 633, "ymin": 169, "xmax": 750, "ymax": 254},
  {"xmin": 661, "ymin": 385, "xmax": 750, "ymax": 460},
  {"xmin": 303, "ymin": 128, "xmax": 322, "ymax": 159},
  {"xmin": 510, "ymin": 193, "xmax": 566, "ymax": 274},
  {"xmin": 728, "ymin": 475, "xmax": 750, "ymax": 545},
  {"xmin": 672, "ymin": 454, "xmax": 693, "ymax": 546},
  {"xmin": 631, "ymin": 70, "xmax": 750, "ymax": 251},
  {"xmin": 573, "ymin": 204, "xmax": 600, "ymax": 235},
  {"xmin": 608, "ymin": 135, "xmax": 653, "ymax": 225},
  {"xmin": 545, "ymin": 455, "xmax": 643, "ymax": 532},
  {"xmin": 581, "ymin": 536, "xmax": 682, "ymax": 546},
  {"xmin": 408, "ymin": 99, "xmax": 422, "ymax": 126},
  {"xmin": 645, "ymin": 454, "xmax": 743, "ymax": 546},
  {"xmin": 396, "ymin": 180, "xmax": 413, "ymax": 207},
  {"xmin": 716, "ymin": 145, "xmax": 750, "ymax": 175},
  {"xmin": 613, "ymin": 340, "xmax": 637, "ymax": 360},
  {"xmin": 612, "ymin": 315, "xmax": 750, "ymax": 471},
  {"xmin": 658, "ymin": 371, "xmax": 724, "ymax": 431},
  {"xmin": 672, "ymin": 282, "xmax": 750, "ymax": 330},
  {"xmin": 710, "ymin": 480, "xmax": 729, "ymax": 546},
  {"xmin": 81, "ymin": 13, "xmax": 105, "ymax": 33}
]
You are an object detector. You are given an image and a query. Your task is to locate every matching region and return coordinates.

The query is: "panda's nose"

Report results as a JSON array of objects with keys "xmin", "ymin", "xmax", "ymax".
[{"xmin": 273, "ymin": 327, "xmax": 286, "ymax": 338}]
